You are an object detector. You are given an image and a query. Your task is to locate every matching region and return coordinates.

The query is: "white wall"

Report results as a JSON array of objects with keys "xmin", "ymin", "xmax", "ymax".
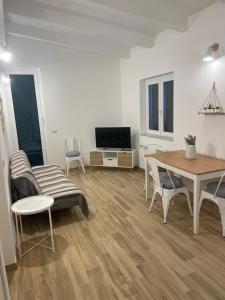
[
  {"xmin": 6, "ymin": 36, "xmax": 122, "ymax": 167},
  {"xmin": 121, "ymin": 2, "xmax": 225, "ymax": 167},
  {"xmin": 0, "ymin": 0, "xmax": 5, "ymax": 46},
  {"xmin": 0, "ymin": 0, "xmax": 16, "ymax": 267},
  {"xmin": 0, "ymin": 82, "xmax": 16, "ymax": 266},
  {"xmin": 6, "ymin": 2, "xmax": 225, "ymax": 171},
  {"xmin": 0, "ymin": 27, "xmax": 122, "ymax": 265},
  {"xmin": 1, "ymin": 0, "xmax": 224, "ymax": 265}
]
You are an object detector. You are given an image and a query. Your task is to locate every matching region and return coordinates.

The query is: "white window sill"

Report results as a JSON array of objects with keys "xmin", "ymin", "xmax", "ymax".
[{"xmin": 141, "ymin": 133, "xmax": 174, "ymax": 141}]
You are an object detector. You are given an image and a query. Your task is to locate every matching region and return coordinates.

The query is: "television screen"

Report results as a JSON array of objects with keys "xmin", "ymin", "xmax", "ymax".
[{"xmin": 95, "ymin": 127, "xmax": 131, "ymax": 149}]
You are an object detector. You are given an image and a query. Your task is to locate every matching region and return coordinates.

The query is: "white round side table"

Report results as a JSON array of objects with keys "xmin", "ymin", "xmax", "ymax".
[{"xmin": 11, "ymin": 195, "xmax": 55, "ymax": 259}]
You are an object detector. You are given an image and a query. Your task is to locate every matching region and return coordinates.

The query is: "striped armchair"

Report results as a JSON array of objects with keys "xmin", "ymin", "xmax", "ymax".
[{"xmin": 10, "ymin": 151, "xmax": 89, "ymax": 217}]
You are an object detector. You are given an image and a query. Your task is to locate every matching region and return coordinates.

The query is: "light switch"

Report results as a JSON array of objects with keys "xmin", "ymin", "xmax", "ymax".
[{"xmin": 51, "ymin": 129, "xmax": 58, "ymax": 134}]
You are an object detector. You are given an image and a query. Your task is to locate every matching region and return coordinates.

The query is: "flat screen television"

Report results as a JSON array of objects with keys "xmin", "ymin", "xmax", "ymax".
[{"xmin": 95, "ymin": 127, "xmax": 131, "ymax": 149}]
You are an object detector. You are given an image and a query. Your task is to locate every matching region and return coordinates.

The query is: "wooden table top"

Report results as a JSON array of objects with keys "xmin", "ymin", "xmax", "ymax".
[{"xmin": 145, "ymin": 150, "xmax": 225, "ymax": 175}]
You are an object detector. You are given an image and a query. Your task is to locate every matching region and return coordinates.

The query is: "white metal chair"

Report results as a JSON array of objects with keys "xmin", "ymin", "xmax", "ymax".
[
  {"xmin": 61, "ymin": 136, "xmax": 85, "ymax": 176},
  {"xmin": 148, "ymin": 157, "xmax": 193, "ymax": 223},
  {"xmin": 143, "ymin": 144, "xmax": 167, "ymax": 189},
  {"xmin": 200, "ymin": 173, "xmax": 225, "ymax": 236},
  {"xmin": 143, "ymin": 144, "xmax": 167, "ymax": 201}
]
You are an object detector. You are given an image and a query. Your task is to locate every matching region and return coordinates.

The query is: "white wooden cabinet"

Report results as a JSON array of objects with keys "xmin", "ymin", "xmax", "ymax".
[{"xmin": 90, "ymin": 149, "xmax": 136, "ymax": 169}]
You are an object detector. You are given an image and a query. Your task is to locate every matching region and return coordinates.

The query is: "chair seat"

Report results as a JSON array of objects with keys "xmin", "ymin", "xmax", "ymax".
[
  {"xmin": 65, "ymin": 151, "xmax": 80, "ymax": 158},
  {"xmin": 206, "ymin": 182, "xmax": 225, "ymax": 198},
  {"xmin": 160, "ymin": 174, "xmax": 184, "ymax": 190},
  {"xmin": 149, "ymin": 167, "xmax": 166, "ymax": 176},
  {"xmin": 158, "ymin": 167, "xmax": 166, "ymax": 173}
]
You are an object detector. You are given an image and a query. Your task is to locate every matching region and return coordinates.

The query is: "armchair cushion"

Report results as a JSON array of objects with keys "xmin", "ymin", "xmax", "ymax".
[
  {"xmin": 65, "ymin": 151, "xmax": 80, "ymax": 158},
  {"xmin": 10, "ymin": 151, "xmax": 89, "ymax": 217},
  {"xmin": 206, "ymin": 182, "xmax": 225, "ymax": 198},
  {"xmin": 160, "ymin": 174, "xmax": 184, "ymax": 190},
  {"xmin": 10, "ymin": 150, "xmax": 32, "ymax": 176},
  {"xmin": 158, "ymin": 167, "xmax": 166, "ymax": 173}
]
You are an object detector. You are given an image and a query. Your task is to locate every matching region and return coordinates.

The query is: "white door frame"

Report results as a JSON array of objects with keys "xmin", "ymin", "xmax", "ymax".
[
  {"xmin": 5, "ymin": 69, "xmax": 48, "ymax": 164},
  {"xmin": 0, "ymin": 240, "xmax": 10, "ymax": 300}
]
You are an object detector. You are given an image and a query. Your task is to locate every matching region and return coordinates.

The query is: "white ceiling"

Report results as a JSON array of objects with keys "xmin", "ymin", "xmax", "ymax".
[{"xmin": 4, "ymin": 0, "xmax": 220, "ymax": 57}]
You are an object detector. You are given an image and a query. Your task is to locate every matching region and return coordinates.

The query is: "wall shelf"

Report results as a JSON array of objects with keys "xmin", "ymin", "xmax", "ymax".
[
  {"xmin": 199, "ymin": 112, "xmax": 225, "ymax": 115},
  {"xmin": 198, "ymin": 82, "xmax": 224, "ymax": 115}
]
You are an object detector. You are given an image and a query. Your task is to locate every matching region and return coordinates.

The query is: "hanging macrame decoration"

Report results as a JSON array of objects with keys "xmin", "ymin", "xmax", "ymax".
[{"xmin": 198, "ymin": 82, "xmax": 225, "ymax": 115}]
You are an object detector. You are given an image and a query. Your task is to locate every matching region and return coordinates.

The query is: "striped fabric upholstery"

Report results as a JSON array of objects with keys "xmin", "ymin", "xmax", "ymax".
[
  {"xmin": 10, "ymin": 150, "xmax": 32, "ymax": 178},
  {"xmin": 32, "ymin": 165, "xmax": 83, "ymax": 199},
  {"xmin": 10, "ymin": 151, "xmax": 83, "ymax": 199},
  {"xmin": 10, "ymin": 150, "xmax": 42, "ymax": 195},
  {"xmin": 10, "ymin": 151, "xmax": 89, "ymax": 217}
]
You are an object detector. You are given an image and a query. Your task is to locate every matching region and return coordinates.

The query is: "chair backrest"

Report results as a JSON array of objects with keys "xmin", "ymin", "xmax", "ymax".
[
  {"xmin": 149, "ymin": 157, "xmax": 175, "ymax": 190},
  {"xmin": 149, "ymin": 157, "xmax": 161, "ymax": 187},
  {"xmin": 142, "ymin": 144, "xmax": 167, "ymax": 171},
  {"xmin": 61, "ymin": 136, "xmax": 80, "ymax": 155}
]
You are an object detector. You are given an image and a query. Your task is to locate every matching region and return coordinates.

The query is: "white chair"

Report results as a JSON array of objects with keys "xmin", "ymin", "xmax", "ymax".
[
  {"xmin": 148, "ymin": 157, "xmax": 193, "ymax": 223},
  {"xmin": 200, "ymin": 173, "xmax": 225, "ymax": 236},
  {"xmin": 143, "ymin": 144, "xmax": 167, "ymax": 193},
  {"xmin": 61, "ymin": 136, "xmax": 85, "ymax": 176}
]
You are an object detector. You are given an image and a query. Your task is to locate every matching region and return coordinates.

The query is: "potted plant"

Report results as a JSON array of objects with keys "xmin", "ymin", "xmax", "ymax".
[
  {"xmin": 207, "ymin": 103, "xmax": 214, "ymax": 113},
  {"xmin": 215, "ymin": 106, "xmax": 220, "ymax": 113},
  {"xmin": 184, "ymin": 134, "xmax": 196, "ymax": 160}
]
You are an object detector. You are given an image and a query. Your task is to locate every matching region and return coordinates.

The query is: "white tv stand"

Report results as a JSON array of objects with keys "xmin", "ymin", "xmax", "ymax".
[{"xmin": 90, "ymin": 148, "xmax": 136, "ymax": 169}]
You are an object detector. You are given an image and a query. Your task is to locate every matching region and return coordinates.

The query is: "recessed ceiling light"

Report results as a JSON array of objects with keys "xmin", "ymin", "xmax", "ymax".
[
  {"xmin": 0, "ymin": 72, "xmax": 10, "ymax": 84},
  {"xmin": 0, "ymin": 51, "xmax": 12, "ymax": 62},
  {"xmin": 0, "ymin": 45, "xmax": 12, "ymax": 62}
]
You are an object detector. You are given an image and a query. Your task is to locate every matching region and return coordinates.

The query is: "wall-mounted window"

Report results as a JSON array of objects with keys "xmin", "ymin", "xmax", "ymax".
[{"xmin": 140, "ymin": 72, "xmax": 174, "ymax": 139}]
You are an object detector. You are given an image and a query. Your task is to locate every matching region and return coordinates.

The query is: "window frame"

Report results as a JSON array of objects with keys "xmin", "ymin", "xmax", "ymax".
[
  {"xmin": 145, "ymin": 77, "xmax": 161, "ymax": 136},
  {"xmin": 145, "ymin": 73, "xmax": 174, "ymax": 139}
]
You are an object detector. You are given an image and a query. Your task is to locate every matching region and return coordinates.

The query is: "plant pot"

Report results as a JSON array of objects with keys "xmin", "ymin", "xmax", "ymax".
[
  {"xmin": 215, "ymin": 107, "xmax": 220, "ymax": 113},
  {"xmin": 185, "ymin": 145, "xmax": 196, "ymax": 160}
]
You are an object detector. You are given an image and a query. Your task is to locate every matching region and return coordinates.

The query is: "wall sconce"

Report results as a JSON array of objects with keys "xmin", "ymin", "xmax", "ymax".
[
  {"xmin": 0, "ymin": 45, "xmax": 12, "ymax": 62},
  {"xmin": 203, "ymin": 43, "xmax": 221, "ymax": 62}
]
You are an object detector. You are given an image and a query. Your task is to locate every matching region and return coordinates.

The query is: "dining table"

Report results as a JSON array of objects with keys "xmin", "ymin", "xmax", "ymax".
[{"xmin": 144, "ymin": 150, "xmax": 225, "ymax": 234}]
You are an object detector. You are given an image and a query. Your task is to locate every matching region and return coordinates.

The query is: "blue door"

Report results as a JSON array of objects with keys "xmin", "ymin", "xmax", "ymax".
[{"xmin": 10, "ymin": 74, "xmax": 44, "ymax": 166}]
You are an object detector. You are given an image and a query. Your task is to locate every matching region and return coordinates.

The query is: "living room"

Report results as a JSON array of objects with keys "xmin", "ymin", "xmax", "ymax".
[{"xmin": 1, "ymin": 0, "xmax": 225, "ymax": 299}]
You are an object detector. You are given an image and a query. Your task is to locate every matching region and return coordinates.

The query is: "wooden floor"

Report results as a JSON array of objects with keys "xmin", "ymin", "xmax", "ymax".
[{"xmin": 7, "ymin": 168, "xmax": 225, "ymax": 300}]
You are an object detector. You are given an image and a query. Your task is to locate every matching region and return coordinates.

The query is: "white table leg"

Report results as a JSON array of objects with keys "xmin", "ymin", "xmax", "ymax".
[
  {"xmin": 193, "ymin": 177, "xmax": 200, "ymax": 234},
  {"xmin": 48, "ymin": 208, "xmax": 54, "ymax": 252},
  {"xmin": 145, "ymin": 157, "xmax": 149, "ymax": 201},
  {"xmin": 80, "ymin": 158, "xmax": 86, "ymax": 175},
  {"xmin": 15, "ymin": 214, "xmax": 21, "ymax": 259},
  {"xmin": 19, "ymin": 215, "xmax": 24, "ymax": 242}
]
